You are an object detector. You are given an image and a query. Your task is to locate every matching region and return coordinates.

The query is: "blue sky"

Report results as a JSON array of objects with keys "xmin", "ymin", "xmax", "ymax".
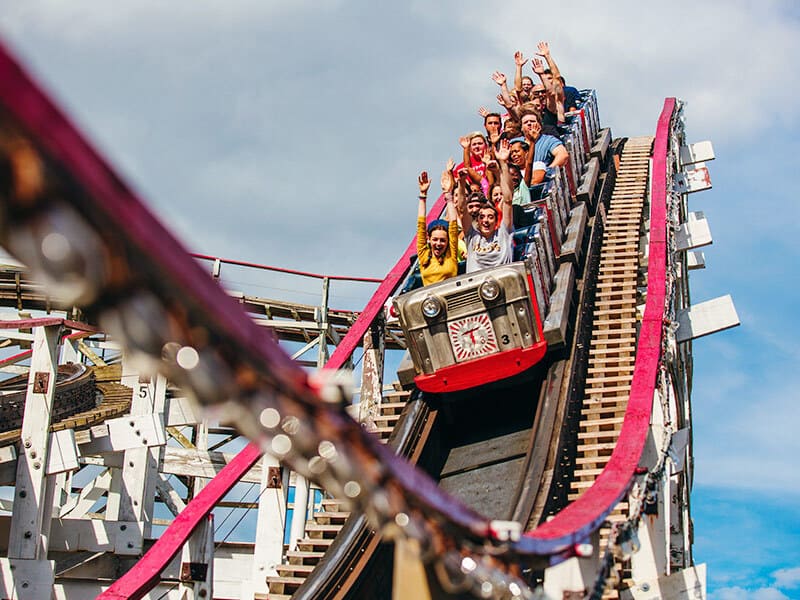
[{"xmin": 1, "ymin": 2, "xmax": 799, "ymax": 597}]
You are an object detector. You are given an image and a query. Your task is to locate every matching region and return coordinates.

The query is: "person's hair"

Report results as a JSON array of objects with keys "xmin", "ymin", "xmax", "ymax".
[
  {"xmin": 483, "ymin": 112, "xmax": 502, "ymax": 125},
  {"xmin": 521, "ymin": 75, "xmax": 534, "ymax": 85},
  {"xmin": 543, "ymin": 69, "xmax": 553, "ymax": 75},
  {"xmin": 469, "ymin": 132, "xmax": 488, "ymax": 145},
  {"xmin": 467, "ymin": 191, "xmax": 486, "ymax": 205},
  {"xmin": 559, "ymin": 75, "xmax": 566, "ymax": 85},
  {"xmin": 507, "ymin": 162, "xmax": 522, "ymax": 175},
  {"xmin": 519, "ymin": 109, "xmax": 541, "ymax": 123},
  {"xmin": 503, "ymin": 120, "xmax": 521, "ymax": 136},
  {"xmin": 478, "ymin": 202, "xmax": 498, "ymax": 217},
  {"xmin": 488, "ymin": 183, "xmax": 502, "ymax": 201},
  {"xmin": 427, "ymin": 219, "xmax": 449, "ymax": 235},
  {"xmin": 519, "ymin": 102, "xmax": 542, "ymax": 114}
]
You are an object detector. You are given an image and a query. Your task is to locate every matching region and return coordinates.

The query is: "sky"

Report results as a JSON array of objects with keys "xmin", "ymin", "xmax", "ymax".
[{"xmin": 1, "ymin": 1, "xmax": 799, "ymax": 597}]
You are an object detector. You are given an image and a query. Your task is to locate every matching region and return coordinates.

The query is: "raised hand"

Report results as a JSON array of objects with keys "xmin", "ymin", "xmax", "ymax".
[
  {"xmin": 485, "ymin": 159, "xmax": 499, "ymax": 173},
  {"xmin": 478, "ymin": 106, "xmax": 489, "ymax": 118},
  {"xmin": 418, "ymin": 171, "xmax": 431, "ymax": 195},
  {"xmin": 446, "ymin": 157, "xmax": 456, "ymax": 172},
  {"xmin": 459, "ymin": 135, "xmax": 470, "ymax": 149},
  {"xmin": 481, "ymin": 148, "xmax": 492, "ymax": 165},
  {"xmin": 536, "ymin": 41, "xmax": 551, "ymax": 57},
  {"xmin": 532, "ymin": 58, "xmax": 545, "ymax": 74},
  {"xmin": 491, "ymin": 71, "xmax": 507, "ymax": 87},
  {"xmin": 514, "ymin": 51, "xmax": 527, "ymax": 67},
  {"xmin": 441, "ymin": 164, "xmax": 455, "ymax": 193},
  {"xmin": 495, "ymin": 139, "xmax": 511, "ymax": 162},
  {"xmin": 489, "ymin": 131, "xmax": 501, "ymax": 144}
]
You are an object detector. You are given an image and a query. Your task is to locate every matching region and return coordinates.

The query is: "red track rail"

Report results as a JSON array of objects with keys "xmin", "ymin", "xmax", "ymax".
[{"xmin": 516, "ymin": 98, "xmax": 677, "ymax": 553}]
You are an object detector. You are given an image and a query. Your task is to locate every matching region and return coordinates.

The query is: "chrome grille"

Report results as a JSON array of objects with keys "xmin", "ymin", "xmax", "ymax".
[{"xmin": 445, "ymin": 287, "xmax": 480, "ymax": 311}]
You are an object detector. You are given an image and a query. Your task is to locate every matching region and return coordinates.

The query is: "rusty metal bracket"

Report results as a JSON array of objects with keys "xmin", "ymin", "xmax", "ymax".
[
  {"xmin": 267, "ymin": 466, "xmax": 282, "ymax": 488},
  {"xmin": 33, "ymin": 371, "xmax": 50, "ymax": 394},
  {"xmin": 180, "ymin": 561, "xmax": 209, "ymax": 582}
]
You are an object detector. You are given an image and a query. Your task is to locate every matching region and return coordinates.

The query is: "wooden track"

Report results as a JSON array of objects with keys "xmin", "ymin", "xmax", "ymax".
[
  {"xmin": 0, "ymin": 364, "xmax": 131, "ymax": 447},
  {"xmin": 569, "ymin": 137, "xmax": 654, "ymax": 587}
]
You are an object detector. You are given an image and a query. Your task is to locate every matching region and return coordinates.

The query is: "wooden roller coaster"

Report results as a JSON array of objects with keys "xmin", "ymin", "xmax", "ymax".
[{"xmin": 0, "ymin": 36, "xmax": 739, "ymax": 600}]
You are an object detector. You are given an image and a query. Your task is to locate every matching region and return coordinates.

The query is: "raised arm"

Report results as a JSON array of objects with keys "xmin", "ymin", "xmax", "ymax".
[
  {"xmin": 456, "ymin": 169, "xmax": 472, "ymax": 234},
  {"xmin": 495, "ymin": 139, "xmax": 514, "ymax": 229},
  {"xmin": 492, "ymin": 71, "xmax": 518, "ymax": 117},
  {"xmin": 550, "ymin": 144, "xmax": 569, "ymax": 168},
  {"xmin": 442, "ymin": 159, "xmax": 457, "ymax": 222},
  {"xmin": 536, "ymin": 41, "xmax": 563, "ymax": 82},
  {"xmin": 513, "ymin": 51, "xmax": 527, "ymax": 93},
  {"xmin": 417, "ymin": 170, "xmax": 431, "ymax": 219},
  {"xmin": 536, "ymin": 41, "xmax": 566, "ymax": 120}
]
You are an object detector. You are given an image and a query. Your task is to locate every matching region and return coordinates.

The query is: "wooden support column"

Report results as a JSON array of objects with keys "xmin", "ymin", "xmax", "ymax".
[
  {"xmin": 177, "ymin": 514, "xmax": 215, "ymax": 599},
  {"xmin": 247, "ymin": 453, "xmax": 285, "ymax": 599},
  {"xmin": 3, "ymin": 324, "xmax": 60, "ymax": 598},
  {"xmin": 106, "ymin": 367, "xmax": 166, "ymax": 546},
  {"xmin": 359, "ymin": 313, "xmax": 385, "ymax": 428}
]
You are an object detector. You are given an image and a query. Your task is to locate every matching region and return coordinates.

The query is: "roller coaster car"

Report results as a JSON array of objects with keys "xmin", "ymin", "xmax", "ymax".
[{"xmin": 393, "ymin": 261, "xmax": 547, "ymax": 393}]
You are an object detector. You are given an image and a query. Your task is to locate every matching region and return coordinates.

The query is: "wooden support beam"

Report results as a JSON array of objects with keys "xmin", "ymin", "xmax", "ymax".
[
  {"xmin": 676, "ymin": 295, "xmax": 740, "ymax": 343},
  {"xmin": 679, "ymin": 140, "xmax": 715, "ymax": 166},
  {"xmin": 559, "ymin": 202, "xmax": 588, "ymax": 265},
  {"xmin": 577, "ymin": 156, "xmax": 601, "ymax": 207},
  {"xmin": 620, "ymin": 564, "xmax": 707, "ymax": 599},
  {"xmin": 543, "ymin": 262, "xmax": 576, "ymax": 348},
  {"xmin": 9, "ymin": 324, "xmax": 60, "ymax": 560},
  {"xmin": 161, "ymin": 447, "xmax": 263, "ymax": 484},
  {"xmin": 673, "ymin": 162, "xmax": 712, "ymax": 194},
  {"xmin": 675, "ymin": 212, "xmax": 712, "ymax": 251},
  {"xmin": 590, "ymin": 127, "xmax": 612, "ymax": 163}
]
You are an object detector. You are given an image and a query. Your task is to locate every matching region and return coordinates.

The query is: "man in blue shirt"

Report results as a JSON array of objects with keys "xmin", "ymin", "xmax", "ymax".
[{"xmin": 519, "ymin": 109, "xmax": 569, "ymax": 169}]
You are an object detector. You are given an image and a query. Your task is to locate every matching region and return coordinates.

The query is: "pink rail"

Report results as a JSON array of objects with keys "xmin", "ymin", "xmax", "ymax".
[
  {"xmin": 191, "ymin": 252, "xmax": 384, "ymax": 283},
  {"xmin": 517, "ymin": 97, "xmax": 677, "ymax": 552}
]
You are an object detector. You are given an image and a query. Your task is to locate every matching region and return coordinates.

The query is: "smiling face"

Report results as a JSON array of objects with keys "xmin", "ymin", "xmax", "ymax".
[
  {"xmin": 521, "ymin": 76, "xmax": 534, "ymax": 93},
  {"xmin": 510, "ymin": 141, "xmax": 526, "ymax": 166},
  {"xmin": 490, "ymin": 184, "xmax": 503, "ymax": 205},
  {"xmin": 469, "ymin": 135, "xmax": 486, "ymax": 159},
  {"xmin": 428, "ymin": 227, "xmax": 448, "ymax": 257},
  {"xmin": 476, "ymin": 206, "xmax": 498, "ymax": 236}
]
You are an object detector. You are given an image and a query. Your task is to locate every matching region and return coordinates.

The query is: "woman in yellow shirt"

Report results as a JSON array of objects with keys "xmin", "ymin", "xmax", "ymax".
[{"xmin": 416, "ymin": 163, "xmax": 459, "ymax": 286}]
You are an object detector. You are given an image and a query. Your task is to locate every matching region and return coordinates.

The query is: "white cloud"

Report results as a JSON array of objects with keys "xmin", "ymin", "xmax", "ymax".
[
  {"xmin": 712, "ymin": 587, "xmax": 789, "ymax": 600},
  {"xmin": 773, "ymin": 566, "xmax": 800, "ymax": 589}
]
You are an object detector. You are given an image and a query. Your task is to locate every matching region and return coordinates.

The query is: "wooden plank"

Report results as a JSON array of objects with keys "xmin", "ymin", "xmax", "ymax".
[
  {"xmin": 590, "ymin": 128, "xmax": 612, "ymax": 162},
  {"xmin": 577, "ymin": 156, "xmax": 600, "ymax": 205},
  {"xmin": 676, "ymin": 295, "xmax": 740, "ymax": 343},
  {"xmin": 543, "ymin": 262, "xmax": 575, "ymax": 347},
  {"xmin": 161, "ymin": 447, "xmax": 264, "ymax": 484},
  {"xmin": 558, "ymin": 202, "xmax": 588, "ymax": 265},
  {"xmin": 439, "ymin": 429, "xmax": 530, "ymax": 477}
]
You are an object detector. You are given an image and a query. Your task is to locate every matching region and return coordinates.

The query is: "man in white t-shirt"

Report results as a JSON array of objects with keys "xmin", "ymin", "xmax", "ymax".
[{"xmin": 459, "ymin": 139, "xmax": 515, "ymax": 273}]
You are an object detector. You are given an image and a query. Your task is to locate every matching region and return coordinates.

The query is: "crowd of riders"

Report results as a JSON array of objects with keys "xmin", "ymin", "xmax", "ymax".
[{"xmin": 415, "ymin": 42, "xmax": 578, "ymax": 287}]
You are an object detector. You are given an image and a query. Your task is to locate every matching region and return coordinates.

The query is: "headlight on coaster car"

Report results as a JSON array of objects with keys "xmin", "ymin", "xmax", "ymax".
[
  {"xmin": 479, "ymin": 277, "xmax": 501, "ymax": 302},
  {"xmin": 421, "ymin": 295, "xmax": 443, "ymax": 319}
]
